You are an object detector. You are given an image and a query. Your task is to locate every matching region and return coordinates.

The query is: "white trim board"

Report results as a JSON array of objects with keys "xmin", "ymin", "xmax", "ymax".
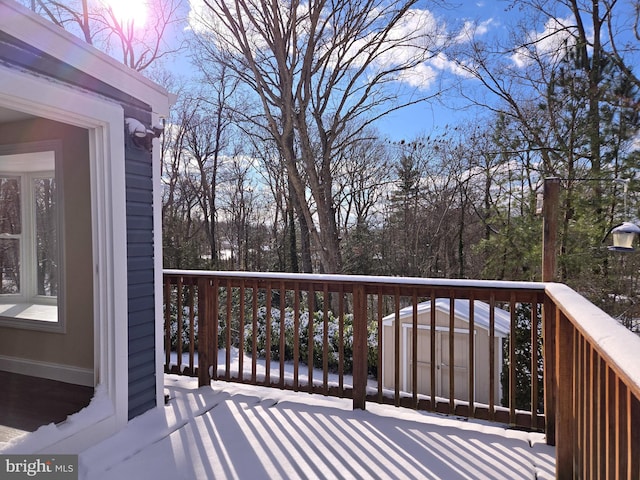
[{"xmin": 0, "ymin": 354, "xmax": 93, "ymax": 387}]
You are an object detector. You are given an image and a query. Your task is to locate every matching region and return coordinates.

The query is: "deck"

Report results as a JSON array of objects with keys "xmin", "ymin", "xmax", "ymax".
[
  {"xmin": 162, "ymin": 271, "xmax": 640, "ymax": 477},
  {"xmin": 78, "ymin": 374, "xmax": 555, "ymax": 479}
]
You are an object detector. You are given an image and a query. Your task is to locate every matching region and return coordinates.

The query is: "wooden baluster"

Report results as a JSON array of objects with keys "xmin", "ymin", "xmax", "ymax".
[
  {"xmin": 618, "ymin": 381, "xmax": 628, "ymax": 479},
  {"xmin": 280, "ymin": 281, "xmax": 286, "ymax": 388},
  {"xmin": 394, "ymin": 288, "xmax": 400, "ymax": 407},
  {"xmin": 163, "ymin": 276, "xmax": 171, "ymax": 372},
  {"xmin": 323, "ymin": 284, "xmax": 329, "ymax": 394},
  {"xmin": 509, "ymin": 293, "xmax": 516, "ymax": 426},
  {"xmin": 447, "ymin": 294, "xmax": 455, "ymax": 414},
  {"xmin": 352, "ymin": 284, "xmax": 367, "ymax": 410},
  {"xmin": 293, "ymin": 284, "xmax": 300, "ymax": 391},
  {"xmin": 377, "ymin": 292, "xmax": 383, "ymax": 403},
  {"xmin": 308, "ymin": 286, "xmax": 315, "ymax": 393},
  {"xmin": 597, "ymin": 357, "xmax": 606, "ymax": 479},
  {"xmin": 251, "ymin": 280, "xmax": 258, "ymax": 383},
  {"xmin": 556, "ymin": 311, "xmax": 575, "ymax": 478},
  {"xmin": 543, "ymin": 296, "xmax": 557, "ymax": 446},
  {"xmin": 468, "ymin": 294, "xmax": 475, "ymax": 418},
  {"xmin": 176, "ymin": 276, "xmax": 183, "ymax": 373},
  {"xmin": 338, "ymin": 285, "xmax": 345, "ymax": 396},
  {"xmin": 212, "ymin": 278, "xmax": 219, "ymax": 381},
  {"xmin": 489, "ymin": 294, "xmax": 495, "ymax": 422},
  {"xmin": 430, "ymin": 292, "xmax": 436, "ymax": 412},
  {"xmin": 530, "ymin": 298, "xmax": 538, "ymax": 431},
  {"xmin": 188, "ymin": 283, "xmax": 195, "ymax": 374},
  {"xmin": 412, "ymin": 291, "xmax": 418, "ymax": 409},
  {"xmin": 225, "ymin": 279, "xmax": 232, "ymax": 380},
  {"xmin": 265, "ymin": 282, "xmax": 272, "ymax": 385},
  {"xmin": 197, "ymin": 277, "xmax": 211, "ymax": 387},
  {"xmin": 630, "ymin": 390, "xmax": 640, "ymax": 478},
  {"xmin": 239, "ymin": 280, "xmax": 245, "ymax": 381}
]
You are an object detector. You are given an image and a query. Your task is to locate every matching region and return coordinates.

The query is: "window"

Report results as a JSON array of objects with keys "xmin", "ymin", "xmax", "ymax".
[{"xmin": 0, "ymin": 148, "xmax": 61, "ymax": 329}]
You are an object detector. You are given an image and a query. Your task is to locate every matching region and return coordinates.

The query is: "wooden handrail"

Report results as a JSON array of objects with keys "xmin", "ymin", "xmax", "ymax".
[{"xmin": 163, "ymin": 270, "xmax": 640, "ymax": 477}]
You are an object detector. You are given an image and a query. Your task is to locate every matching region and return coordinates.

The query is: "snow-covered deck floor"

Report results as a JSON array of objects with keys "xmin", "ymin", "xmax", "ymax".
[{"xmin": 79, "ymin": 374, "xmax": 555, "ymax": 479}]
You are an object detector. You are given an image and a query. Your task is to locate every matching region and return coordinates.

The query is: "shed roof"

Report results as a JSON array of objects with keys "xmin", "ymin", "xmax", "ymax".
[{"xmin": 382, "ymin": 299, "xmax": 511, "ymax": 337}]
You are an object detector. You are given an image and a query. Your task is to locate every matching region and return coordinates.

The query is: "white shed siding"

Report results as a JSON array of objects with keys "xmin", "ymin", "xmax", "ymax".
[{"xmin": 382, "ymin": 299, "xmax": 508, "ymax": 405}]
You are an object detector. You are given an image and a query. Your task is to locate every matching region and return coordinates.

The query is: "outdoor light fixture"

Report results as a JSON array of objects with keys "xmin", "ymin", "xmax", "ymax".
[
  {"xmin": 602, "ymin": 178, "xmax": 640, "ymax": 252},
  {"xmin": 607, "ymin": 221, "xmax": 640, "ymax": 252},
  {"xmin": 125, "ymin": 117, "xmax": 163, "ymax": 150}
]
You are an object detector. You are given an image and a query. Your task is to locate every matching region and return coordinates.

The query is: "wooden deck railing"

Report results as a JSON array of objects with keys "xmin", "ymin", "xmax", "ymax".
[
  {"xmin": 544, "ymin": 283, "xmax": 640, "ymax": 478},
  {"xmin": 163, "ymin": 270, "xmax": 640, "ymax": 477}
]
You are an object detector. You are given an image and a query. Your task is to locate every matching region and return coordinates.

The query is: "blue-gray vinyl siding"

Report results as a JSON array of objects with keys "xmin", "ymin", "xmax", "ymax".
[{"xmin": 125, "ymin": 134, "xmax": 157, "ymax": 420}]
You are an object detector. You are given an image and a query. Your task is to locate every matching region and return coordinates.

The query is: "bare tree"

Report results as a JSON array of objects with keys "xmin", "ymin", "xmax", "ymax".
[
  {"xmin": 23, "ymin": 0, "xmax": 185, "ymax": 71},
  {"xmin": 218, "ymin": 156, "xmax": 260, "ymax": 270},
  {"xmin": 333, "ymin": 131, "xmax": 390, "ymax": 274},
  {"xmin": 162, "ymin": 93, "xmax": 208, "ymax": 268},
  {"xmin": 190, "ymin": 0, "xmax": 449, "ymax": 273}
]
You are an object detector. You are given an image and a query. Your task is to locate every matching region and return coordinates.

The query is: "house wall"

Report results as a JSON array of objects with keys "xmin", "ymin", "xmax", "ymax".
[
  {"xmin": 0, "ymin": 118, "xmax": 94, "ymax": 378},
  {"xmin": 0, "ymin": 23, "xmax": 163, "ymax": 421},
  {"xmin": 0, "ymin": 3, "xmax": 170, "ymax": 450},
  {"xmin": 124, "ymin": 133, "xmax": 157, "ymax": 419},
  {"xmin": 382, "ymin": 309, "xmax": 502, "ymax": 405}
]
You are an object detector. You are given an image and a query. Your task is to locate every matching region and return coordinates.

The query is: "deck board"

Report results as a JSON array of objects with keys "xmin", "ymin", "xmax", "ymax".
[{"xmin": 0, "ymin": 371, "xmax": 93, "ymax": 442}]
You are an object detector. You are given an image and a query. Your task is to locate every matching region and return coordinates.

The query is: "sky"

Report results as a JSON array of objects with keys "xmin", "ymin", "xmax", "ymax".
[
  {"xmin": 97, "ymin": 0, "xmax": 636, "ymax": 147},
  {"xmin": 52, "ymin": 0, "xmax": 640, "ymax": 142},
  {"xmin": 176, "ymin": 0, "xmax": 526, "ymax": 141}
]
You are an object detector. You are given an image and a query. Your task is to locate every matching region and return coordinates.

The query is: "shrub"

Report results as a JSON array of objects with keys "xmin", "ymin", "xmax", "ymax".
[
  {"xmin": 243, "ymin": 307, "xmax": 378, "ymax": 375},
  {"xmin": 165, "ymin": 301, "xmax": 198, "ymax": 353}
]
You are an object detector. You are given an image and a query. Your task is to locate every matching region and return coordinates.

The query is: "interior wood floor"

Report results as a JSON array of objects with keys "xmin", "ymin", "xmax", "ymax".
[{"xmin": 0, "ymin": 371, "xmax": 94, "ymax": 443}]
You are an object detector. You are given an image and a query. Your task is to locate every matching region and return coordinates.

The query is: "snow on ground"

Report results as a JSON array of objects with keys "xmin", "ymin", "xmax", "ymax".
[
  {"xmin": 79, "ymin": 374, "xmax": 555, "ymax": 480},
  {"xmin": 169, "ymin": 348, "xmax": 380, "ymax": 392}
]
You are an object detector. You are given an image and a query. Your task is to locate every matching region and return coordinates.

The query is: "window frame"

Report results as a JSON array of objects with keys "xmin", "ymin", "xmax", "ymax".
[{"xmin": 0, "ymin": 141, "xmax": 65, "ymax": 332}]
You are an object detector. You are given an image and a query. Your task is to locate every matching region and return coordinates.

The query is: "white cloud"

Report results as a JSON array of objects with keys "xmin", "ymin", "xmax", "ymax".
[
  {"xmin": 395, "ymin": 63, "xmax": 437, "ymax": 88},
  {"xmin": 186, "ymin": 1, "xmax": 488, "ymax": 91},
  {"xmin": 454, "ymin": 18, "xmax": 494, "ymax": 44},
  {"xmin": 511, "ymin": 16, "xmax": 577, "ymax": 68}
]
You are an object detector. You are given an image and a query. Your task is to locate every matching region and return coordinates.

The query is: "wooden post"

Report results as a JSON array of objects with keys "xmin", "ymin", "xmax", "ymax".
[
  {"xmin": 352, "ymin": 285, "xmax": 368, "ymax": 410},
  {"xmin": 542, "ymin": 177, "xmax": 560, "ymax": 282},
  {"xmin": 198, "ymin": 277, "xmax": 211, "ymax": 387}
]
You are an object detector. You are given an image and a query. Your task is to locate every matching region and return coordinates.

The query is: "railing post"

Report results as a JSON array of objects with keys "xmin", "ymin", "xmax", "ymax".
[
  {"xmin": 556, "ymin": 310, "xmax": 575, "ymax": 477},
  {"xmin": 198, "ymin": 277, "xmax": 211, "ymax": 387},
  {"xmin": 542, "ymin": 177, "xmax": 560, "ymax": 282},
  {"xmin": 543, "ymin": 296, "xmax": 557, "ymax": 446},
  {"xmin": 352, "ymin": 284, "xmax": 367, "ymax": 410}
]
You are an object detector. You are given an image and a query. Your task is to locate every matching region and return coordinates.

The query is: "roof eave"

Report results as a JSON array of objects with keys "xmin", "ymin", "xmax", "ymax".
[{"xmin": 0, "ymin": 0, "xmax": 171, "ymax": 117}]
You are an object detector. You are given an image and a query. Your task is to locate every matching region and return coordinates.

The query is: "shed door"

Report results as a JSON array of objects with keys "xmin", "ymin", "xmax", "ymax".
[
  {"xmin": 408, "ymin": 328, "xmax": 471, "ymax": 402},
  {"xmin": 439, "ymin": 331, "xmax": 469, "ymax": 401}
]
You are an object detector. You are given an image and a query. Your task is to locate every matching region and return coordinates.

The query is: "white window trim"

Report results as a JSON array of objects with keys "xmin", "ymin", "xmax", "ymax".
[
  {"xmin": 0, "ymin": 62, "xmax": 129, "ymax": 449},
  {"xmin": 24, "ymin": 171, "xmax": 57, "ymax": 301},
  {"xmin": 0, "ymin": 148, "xmax": 63, "ymax": 331}
]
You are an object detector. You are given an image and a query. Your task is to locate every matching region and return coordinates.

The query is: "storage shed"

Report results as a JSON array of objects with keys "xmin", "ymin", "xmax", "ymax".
[{"xmin": 382, "ymin": 299, "xmax": 510, "ymax": 405}]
